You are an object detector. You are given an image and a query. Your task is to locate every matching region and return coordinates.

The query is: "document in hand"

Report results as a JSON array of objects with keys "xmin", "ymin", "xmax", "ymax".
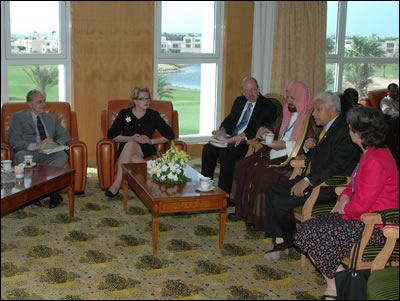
[
  {"xmin": 209, "ymin": 136, "xmax": 246, "ymax": 148},
  {"xmin": 39, "ymin": 145, "xmax": 70, "ymax": 154}
]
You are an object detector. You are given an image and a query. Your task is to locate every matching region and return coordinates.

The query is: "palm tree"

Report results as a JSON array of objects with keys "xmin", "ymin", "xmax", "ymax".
[
  {"xmin": 157, "ymin": 74, "xmax": 175, "ymax": 100},
  {"xmin": 344, "ymin": 36, "xmax": 385, "ymax": 95},
  {"xmin": 23, "ymin": 65, "xmax": 58, "ymax": 95},
  {"xmin": 326, "ymin": 68, "xmax": 335, "ymax": 89},
  {"xmin": 326, "ymin": 36, "xmax": 336, "ymax": 54}
]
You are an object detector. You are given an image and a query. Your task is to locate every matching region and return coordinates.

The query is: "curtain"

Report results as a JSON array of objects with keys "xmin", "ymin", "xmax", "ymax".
[
  {"xmin": 270, "ymin": 1, "xmax": 327, "ymax": 95},
  {"xmin": 251, "ymin": 1, "xmax": 277, "ymax": 95}
]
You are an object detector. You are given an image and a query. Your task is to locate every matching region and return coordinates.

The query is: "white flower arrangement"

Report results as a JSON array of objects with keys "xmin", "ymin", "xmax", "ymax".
[
  {"xmin": 125, "ymin": 116, "xmax": 131, "ymax": 123},
  {"xmin": 150, "ymin": 141, "xmax": 191, "ymax": 184}
]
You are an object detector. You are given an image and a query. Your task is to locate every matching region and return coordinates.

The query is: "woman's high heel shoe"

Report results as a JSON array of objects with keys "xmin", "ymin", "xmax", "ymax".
[{"xmin": 105, "ymin": 189, "xmax": 119, "ymax": 198}]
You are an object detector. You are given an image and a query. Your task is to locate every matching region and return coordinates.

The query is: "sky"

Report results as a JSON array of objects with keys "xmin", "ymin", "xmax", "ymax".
[
  {"xmin": 10, "ymin": 1, "xmax": 59, "ymax": 35},
  {"xmin": 9, "ymin": 1, "xmax": 399, "ymax": 39},
  {"xmin": 161, "ymin": 1, "xmax": 210, "ymax": 33},
  {"xmin": 327, "ymin": 1, "xmax": 399, "ymax": 38}
]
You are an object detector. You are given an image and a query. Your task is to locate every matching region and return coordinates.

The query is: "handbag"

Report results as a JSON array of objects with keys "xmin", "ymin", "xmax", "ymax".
[{"xmin": 335, "ymin": 226, "xmax": 370, "ymax": 300}]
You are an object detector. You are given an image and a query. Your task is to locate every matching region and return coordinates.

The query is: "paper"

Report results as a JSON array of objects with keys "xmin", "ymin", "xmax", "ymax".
[
  {"xmin": 39, "ymin": 145, "xmax": 69, "ymax": 154},
  {"xmin": 209, "ymin": 136, "xmax": 246, "ymax": 148}
]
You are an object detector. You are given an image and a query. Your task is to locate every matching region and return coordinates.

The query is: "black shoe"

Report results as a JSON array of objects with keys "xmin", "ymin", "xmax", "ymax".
[
  {"xmin": 32, "ymin": 200, "xmax": 42, "ymax": 207},
  {"xmin": 246, "ymin": 223, "xmax": 257, "ymax": 232},
  {"xmin": 105, "ymin": 189, "xmax": 119, "ymax": 198},
  {"xmin": 227, "ymin": 200, "xmax": 236, "ymax": 208},
  {"xmin": 227, "ymin": 213, "xmax": 241, "ymax": 222},
  {"xmin": 49, "ymin": 193, "xmax": 62, "ymax": 209}
]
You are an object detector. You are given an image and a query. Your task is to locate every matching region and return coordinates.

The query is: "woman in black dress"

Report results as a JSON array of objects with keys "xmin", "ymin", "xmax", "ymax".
[{"xmin": 105, "ymin": 87, "xmax": 175, "ymax": 197}]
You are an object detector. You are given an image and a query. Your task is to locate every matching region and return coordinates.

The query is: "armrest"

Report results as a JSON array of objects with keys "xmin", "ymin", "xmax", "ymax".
[
  {"xmin": 302, "ymin": 176, "xmax": 351, "ymax": 220},
  {"xmin": 96, "ymin": 138, "xmax": 116, "ymax": 189},
  {"xmin": 1, "ymin": 143, "xmax": 11, "ymax": 161},
  {"xmin": 371, "ymin": 226, "xmax": 399, "ymax": 271},
  {"xmin": 171, "ymin": 139, "xmax": 187, "ymax": 152},
  {"xmin": 67, "ymin": 139, "xmax": 88, "ymax": 193},
  {"xmin": 245, "ymin": 138, "xmax": 263, "ymax": 158},
  {"xmin": 289, "ymin": 157, "xmax": 306, "ymax": 180}
]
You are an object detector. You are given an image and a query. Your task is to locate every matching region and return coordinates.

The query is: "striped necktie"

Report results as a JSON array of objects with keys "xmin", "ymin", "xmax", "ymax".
[
  {"xmin": 37, "ymin": 116, "xmax": 47, "ymax": 141},
  {"xmin": 318, "ymin": 128, "xmax": 327, "ymax": 143},
  {"xmin": 232, "ymin": 103, "xmax": 253, "ymax": 136}
]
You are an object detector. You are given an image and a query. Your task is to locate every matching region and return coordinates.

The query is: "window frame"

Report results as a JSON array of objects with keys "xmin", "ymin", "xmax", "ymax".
[
  {"xmin": 1, "ymin": 1, "xmax": 72, "ymax": 104},
  {"xmin": 326, "ymin": 1, "xmax": 399, "ymax": 93},
  {"xmin": 153, "ymin": 1, "xmax": 224, "ymax": 143}
]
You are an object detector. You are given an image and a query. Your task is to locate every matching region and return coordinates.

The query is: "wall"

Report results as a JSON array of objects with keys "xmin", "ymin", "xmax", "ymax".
[{"xmin": 71, "ymin": 1, "xmax": 254, "ymax": 164}]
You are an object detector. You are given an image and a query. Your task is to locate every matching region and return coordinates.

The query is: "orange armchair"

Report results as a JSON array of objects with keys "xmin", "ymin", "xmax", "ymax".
[
  {"xmin": 359, "ymin": 89, "xmax": 387, "ymax": 109},
  {"xmin": 96, "ymin": 100, "xmax": 187, "ymax": 190},
  {"xmin": 1, "ymin": 102, "xmax": 88, "ymax": 194}
]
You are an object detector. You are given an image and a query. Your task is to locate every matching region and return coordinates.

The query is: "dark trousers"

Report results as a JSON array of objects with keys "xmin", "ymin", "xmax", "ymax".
[
  {"xmin": 264, "ymin": 176, "xmax": 337, "ymax": 244},
  {"xmin": 201, "ymin": 143, "xmax": 249, "ymax": 194}
]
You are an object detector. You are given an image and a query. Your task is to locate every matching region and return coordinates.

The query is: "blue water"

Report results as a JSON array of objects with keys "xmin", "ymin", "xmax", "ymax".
[{"xmin": 163, "ymin": 65, "xmax": 201, "ymax": 90}]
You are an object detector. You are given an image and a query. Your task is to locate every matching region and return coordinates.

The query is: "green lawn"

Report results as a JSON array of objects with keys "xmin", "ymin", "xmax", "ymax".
[
  {"xmin": 8, "ymin": 65, "xmax": 200, "ymax": 135},
  {"xmin": 161, "ymin": 87, "xmax": 200, "ymax": 135},
  {"xmin": 7, "ymin": 65, "xmax": 59, "ymax": 102}
]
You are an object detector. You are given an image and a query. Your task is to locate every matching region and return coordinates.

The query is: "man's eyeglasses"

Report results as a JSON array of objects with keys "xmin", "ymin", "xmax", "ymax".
[
  {"xmin": 138, "ymin": 97, "xmax": 151, "ymax": 101},
  {"xmin": 243, "ymin": 88, "xmax": 259, "ymax": 94}
]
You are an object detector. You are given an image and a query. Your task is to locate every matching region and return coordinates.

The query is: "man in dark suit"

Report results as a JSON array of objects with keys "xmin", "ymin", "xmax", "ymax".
[
  {"xmin": 263, "ymin": 92, "xmax": 361, "ymax": 260},
  {"xmin": 8, "ymin": 89, "xmax": 71, "ymax": 208},
  {"xmin": 201, "ymin": 76, "xmax": 277, "ymax": 194}
]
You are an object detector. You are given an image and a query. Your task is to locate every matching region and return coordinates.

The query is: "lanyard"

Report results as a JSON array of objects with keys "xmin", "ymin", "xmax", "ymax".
[
  {"xmin": 351, "ymin": 162, "xmax": 361, "ymax": 194},
  {"xmin": 281, "ymin": 120, "xmax": 296, "ymax": 139}
]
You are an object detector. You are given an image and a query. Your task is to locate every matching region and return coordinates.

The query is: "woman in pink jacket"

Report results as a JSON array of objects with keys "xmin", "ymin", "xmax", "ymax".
[{"xmin": 295, "ymin": 105, "xmax": 399, "ymax": 300}]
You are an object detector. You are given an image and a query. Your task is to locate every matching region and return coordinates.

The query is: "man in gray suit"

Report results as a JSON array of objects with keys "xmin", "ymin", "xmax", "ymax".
[{"xmin": 8, "ymin": 89, "xmax": 71, "ymax": 208}]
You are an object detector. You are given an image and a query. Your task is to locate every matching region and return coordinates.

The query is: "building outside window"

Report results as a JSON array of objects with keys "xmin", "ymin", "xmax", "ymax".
[
  {"xmin": 326, "ymin": 1, "xmax": 399, "ymax": 96},
  {"xmin": 154, "ymin": 1, "xmax": 223, "ymax": 141},
  {"xmin": 1, "ymin": 1, "xmax": 71, "ymax": 104}
]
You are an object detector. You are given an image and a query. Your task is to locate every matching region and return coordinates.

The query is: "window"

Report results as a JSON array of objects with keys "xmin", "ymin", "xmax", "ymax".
[
  {"xmin": 1, "ymin": 1, "xmax": 71, "ymax": 104},
  {"xmin": 326, "ymin": 1, "xmax": 399, "ymax": 96},
  {"xmin": 154, "ymin": 1, "xmax": 224, "ymax": 141}
]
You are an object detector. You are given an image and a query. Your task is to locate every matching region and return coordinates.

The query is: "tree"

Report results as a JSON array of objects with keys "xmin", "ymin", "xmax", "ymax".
[
  {"xmin": 326, "ymin": 36, "xmax": 335, "ymax": 54},
  {"xmin": 157, "ymin": 74, "xmax": 175, "ymax": 100},
  {"xmin": 344, "ymin": 36, "xmax": 385, "ymax": 96},
  {"xmin": 326, "ymin": 68, "xmax": 335, "ymax": 90},
  {"xmin": 23, "ymin": 65, "xmax": 58, "ymax": 94}
]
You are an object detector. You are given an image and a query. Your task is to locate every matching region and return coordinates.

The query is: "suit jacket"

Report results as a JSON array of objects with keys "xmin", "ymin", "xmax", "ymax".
[
  {"xmin": 341, "ymin": 147, "xmax": 399, "ymax": 221},
  {"xmin": 307, "ymin": 114, "xmax": 361, "ymax": 186},
  {"xmin": 220, "ymin": 94, "xmax": 277, "ymax": 139},
  {"xmin": 8, "ymin": 109, "xmax": 71, "ymax": 155}
]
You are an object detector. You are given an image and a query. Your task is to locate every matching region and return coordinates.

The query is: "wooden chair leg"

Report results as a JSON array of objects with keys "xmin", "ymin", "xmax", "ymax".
[{"xmin": 301, "ymin": 251, "xmax": 307, "ymax": 267}]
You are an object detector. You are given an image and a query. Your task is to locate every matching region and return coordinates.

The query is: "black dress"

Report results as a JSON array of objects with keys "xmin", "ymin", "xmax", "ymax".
[{"xmin": 107, "ymin": 107, "xmax": 175, "ymax": 158}]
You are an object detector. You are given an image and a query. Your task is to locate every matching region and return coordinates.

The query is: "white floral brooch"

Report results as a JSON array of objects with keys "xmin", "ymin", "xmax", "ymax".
[{"xmin": 125, "ymin": 116, "xmax": 131, "ymax": 123}]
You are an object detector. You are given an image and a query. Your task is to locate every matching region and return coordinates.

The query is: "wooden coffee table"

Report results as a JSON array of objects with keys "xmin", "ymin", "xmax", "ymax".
[
  {"xmin": 122, "ymin": 163, "xmax": 228, "ymax": 254},
  {"xmin": 1, "ymin": 165, "xmax": 75, "ymax": 216}
]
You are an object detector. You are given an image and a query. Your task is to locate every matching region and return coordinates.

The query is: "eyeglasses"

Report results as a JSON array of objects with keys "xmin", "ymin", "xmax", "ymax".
[
  {"xmin": 137, "ymin": 97, "xmax": 151, "ymax": 101},
  {"xmin": 242, "ymin": 88, "xmax": 259, "ymax": 94}
]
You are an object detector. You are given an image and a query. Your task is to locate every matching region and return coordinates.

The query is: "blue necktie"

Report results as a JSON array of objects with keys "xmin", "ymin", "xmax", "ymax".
[{"xmin": 232, "ymin": 103, "xmax": 253, "ymax": 136}]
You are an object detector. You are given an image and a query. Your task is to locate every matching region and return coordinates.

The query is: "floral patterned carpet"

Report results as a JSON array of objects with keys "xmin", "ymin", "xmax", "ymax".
[{"xmin": 1, "ymin": 157, "xmax": 325, "ymax": 300}]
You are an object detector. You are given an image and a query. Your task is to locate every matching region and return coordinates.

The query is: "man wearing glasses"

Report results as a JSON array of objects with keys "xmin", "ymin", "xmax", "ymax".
[{"xmin": 201, "ymin": 76, "xmax": 277, "ymax": 196}]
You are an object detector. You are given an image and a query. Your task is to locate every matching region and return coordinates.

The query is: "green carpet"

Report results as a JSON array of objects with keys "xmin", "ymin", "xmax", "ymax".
[{"xmin": 1, "ymin": 157, "xmax": 324, "ymax": 300}]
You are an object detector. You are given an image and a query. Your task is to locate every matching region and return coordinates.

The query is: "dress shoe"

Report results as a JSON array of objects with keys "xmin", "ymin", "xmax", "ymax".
[
  {"xmin": 246, "ymin": 223, "xmax": 257, "ymax": 232},
  {"xmin": 227, "ymin": 200, "xmax": 236, "ymax": 208},
  {"xmin": 263, "ymin": 242, "xmax": 295, "ymax": 260},
  {"xmin": 227, "ymin": 212, "xmax": 241, "ymax": 222},
  {"xmin": 49, "ymin": 193, "xmax": 62, "ymax": 209},
  {"xmin": 105, "ymin": 189, "xmax": 119, "ymax": 198},
  {"xmin": 266, "ymin": 241, "xmax": 294, "ymax": 252}
]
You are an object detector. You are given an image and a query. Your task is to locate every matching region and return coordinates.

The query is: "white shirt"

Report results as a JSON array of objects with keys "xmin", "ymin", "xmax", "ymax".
[{"xmin": 270, "ymin": 112, "xmax": 297, "ymax": 160}]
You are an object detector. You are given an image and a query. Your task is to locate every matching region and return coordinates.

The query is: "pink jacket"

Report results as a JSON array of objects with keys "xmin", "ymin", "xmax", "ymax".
[{"xmin": 341, "ymin": 147, "xmax": 399, "ymax": 221}]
